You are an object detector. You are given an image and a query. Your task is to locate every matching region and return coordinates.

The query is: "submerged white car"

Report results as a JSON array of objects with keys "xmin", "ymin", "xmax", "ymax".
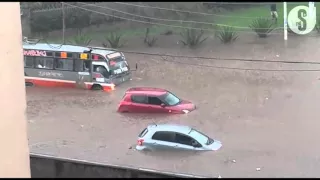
[{"xmin": 136, "ymin": 124, "xmax": 222, "ymax": 152}]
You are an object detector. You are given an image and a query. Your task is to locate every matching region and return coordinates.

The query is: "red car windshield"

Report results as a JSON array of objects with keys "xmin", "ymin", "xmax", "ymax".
[{"xmin": 161, "ymin": 92, "xmax": 181, "ymax": 106}]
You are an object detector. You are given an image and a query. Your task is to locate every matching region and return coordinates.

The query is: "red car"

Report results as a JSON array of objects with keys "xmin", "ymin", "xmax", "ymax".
[{"xmin": 117, "ymin": 87, "xmax": 196, "ymax": 114}]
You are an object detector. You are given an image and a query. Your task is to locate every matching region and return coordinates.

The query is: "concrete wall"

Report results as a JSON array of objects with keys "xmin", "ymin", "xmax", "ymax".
[
  {"xmin": 0, "ymin": 2, "xmax": 31, "ymax": 177},
  {"xmin": 30, "ymin": 153, "xmax": 205, "ymax": 178}
]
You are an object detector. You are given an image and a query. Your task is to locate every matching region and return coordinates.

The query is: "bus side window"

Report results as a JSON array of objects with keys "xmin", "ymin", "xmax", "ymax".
[
  {"xmin": 35, "ymin": 57, "xmax": 54, "ymax": 69},
  {"xmin": 74, "ymin": 59, "xmax": 84, "ymax": 72},
  {"xmin": 74, "ymin": 60, "xmax": 91, "ymax": 72},
  {"xmin": 24, "ymin": 56, "xmax": 34, "ymax": 68},
  {"xmin": 56, "ymin": 60, "xmax": 63, "ymax": 69},
  {"xmin": 84, "ymin": 61, "xmax": 91, "ymax": 72},
  {"xmin": 55, "ymin": 58, "xmax": 74, "ymax": 71}
]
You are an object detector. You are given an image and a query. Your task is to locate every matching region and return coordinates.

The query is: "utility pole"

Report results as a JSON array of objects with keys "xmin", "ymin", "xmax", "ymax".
[
  {"xmin": 283, "ymin": 2, "xmax": 288, "ymax": 41},
  {"xmin": 62, "ymin": 2, "xmax": 65, "ymax": 43},
  {"xmin": 0, "ymin": 2, "xmax": 31, "ymax": 178}
]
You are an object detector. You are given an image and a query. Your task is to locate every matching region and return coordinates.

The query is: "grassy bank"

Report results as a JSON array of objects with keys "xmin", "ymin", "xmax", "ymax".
[
  {"xmin": 45, "ymin": 2, "xmax": 319, "ymax": 44},
  {"xmin": 215, "ymin": 2, "xmax": 320, "ymax": 28}
]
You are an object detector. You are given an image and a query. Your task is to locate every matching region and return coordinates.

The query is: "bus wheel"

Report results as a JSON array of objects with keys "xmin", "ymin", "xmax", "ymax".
[
  {"xmin": 91, "ymin": 84, "xmax": 103, "ymax": 91},
  {"xmin": 25, "ymin": 82, "xmax": 34, "ymax": 87}
]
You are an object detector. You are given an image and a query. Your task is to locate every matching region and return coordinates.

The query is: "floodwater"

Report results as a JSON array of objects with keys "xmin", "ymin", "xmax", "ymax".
[{"xmin": 27, "ymin": 34, "xmax": 320, "ymax": 177}]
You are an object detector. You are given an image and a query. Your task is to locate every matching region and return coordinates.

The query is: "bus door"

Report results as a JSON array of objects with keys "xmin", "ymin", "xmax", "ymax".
[
  {"xmin": 75, "ymin": 59, "xmax": 93, "ymax": 89},
  {"xmin": 91, "ymin": 61, "xmax": 111, "ymax": 83}
]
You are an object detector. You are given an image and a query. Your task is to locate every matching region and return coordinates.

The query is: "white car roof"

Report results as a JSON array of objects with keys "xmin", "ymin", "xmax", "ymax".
[
  {"xmin": 143, "ymin": 124, "xmax": 211, "ymax": 144},
  {"xmin": 147, "ymin": 124, "xmax": 192, "ymax": 135}
]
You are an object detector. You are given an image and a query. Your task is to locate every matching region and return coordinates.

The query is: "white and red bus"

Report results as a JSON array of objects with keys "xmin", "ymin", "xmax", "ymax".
[{"xmin": 23, "ymin": 42, "xmax": 136, "ymax": 91}]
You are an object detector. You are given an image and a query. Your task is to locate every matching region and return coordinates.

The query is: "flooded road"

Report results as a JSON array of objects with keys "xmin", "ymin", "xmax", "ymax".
[{"xmin": 27, "ymin": 35, "xmax": 320, "ymax": 177}]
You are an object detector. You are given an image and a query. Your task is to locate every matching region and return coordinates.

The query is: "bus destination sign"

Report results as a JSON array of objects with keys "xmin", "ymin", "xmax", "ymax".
[{"xmin": 24, "ymin": 50, "xmax": 47, "ymax": 57}]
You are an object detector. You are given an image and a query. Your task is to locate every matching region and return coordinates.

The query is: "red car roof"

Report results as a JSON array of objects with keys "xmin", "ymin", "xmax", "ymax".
[{"xmin": 126, "ymin": 87, "xmax": 167, "ymax": 96}]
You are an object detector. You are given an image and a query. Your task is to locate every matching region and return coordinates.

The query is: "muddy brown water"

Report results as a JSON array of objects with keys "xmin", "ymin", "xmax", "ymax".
[{"xmin": 27, "ymin": 34, "xmax": 320, "ymax": 177}]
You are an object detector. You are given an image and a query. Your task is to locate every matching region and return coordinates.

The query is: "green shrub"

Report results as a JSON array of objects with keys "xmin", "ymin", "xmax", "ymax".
[
  {"xmin": 68, "ymin": 34, "xmax": 92, "ymax": 46},
  {"xmin": 216, "ymin": 26, "xmax": 238, "ymax": 44},
  {"xmin": 22, "ymin": 2, "xmax": 62, "ymax": 10},
  {"xmin": 162, "ymin": 30, "xmax": 173, "ymax": 35},
  {"xmin": 66, "ymin": 9, "xmax": 91, "ymax": 35},
  {"xmin": 30, "ymin": 10, "xmax": 61, "ymax": 36},
  {"xmin": 179, "ymin": 28, "xmax": 208, "ymax": 48},
  {"xmin": 145, "ymin": 37, "xmax": 158, "ymax": 47},
  {"xmin": 103, "ymin": 32, "xmax": 125, "ymax": 48},
  {"xmin": 249, "ymin": 17, "xmax": 275, "ymax": 38},
  {"xmin": 30, "ymin": 8, "xmax": 92, "ymax": 35},
  {"xmin": 144, "ymin": 28, "xmax": 158, "ymax": 47}
]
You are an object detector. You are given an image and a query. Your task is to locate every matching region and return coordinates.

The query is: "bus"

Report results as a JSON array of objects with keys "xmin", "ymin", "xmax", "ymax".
[{"xmin": 23, "ymin": 42, "xmax": 136, "ymax": 91}]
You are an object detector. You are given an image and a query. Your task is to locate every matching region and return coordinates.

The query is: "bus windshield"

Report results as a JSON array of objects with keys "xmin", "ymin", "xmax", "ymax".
[{"xmin": 108, "ymin": 55, "xmax": 129, "ymax": 75}]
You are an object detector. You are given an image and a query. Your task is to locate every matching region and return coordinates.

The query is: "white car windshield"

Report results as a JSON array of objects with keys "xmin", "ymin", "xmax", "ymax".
[
  {"xmin": 163, "ymin": 92, "xmax": 180, "ymax": 106},
  {"xmin": 189, "ymin": 129, "xmax": 211, "ymax": 145}
]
